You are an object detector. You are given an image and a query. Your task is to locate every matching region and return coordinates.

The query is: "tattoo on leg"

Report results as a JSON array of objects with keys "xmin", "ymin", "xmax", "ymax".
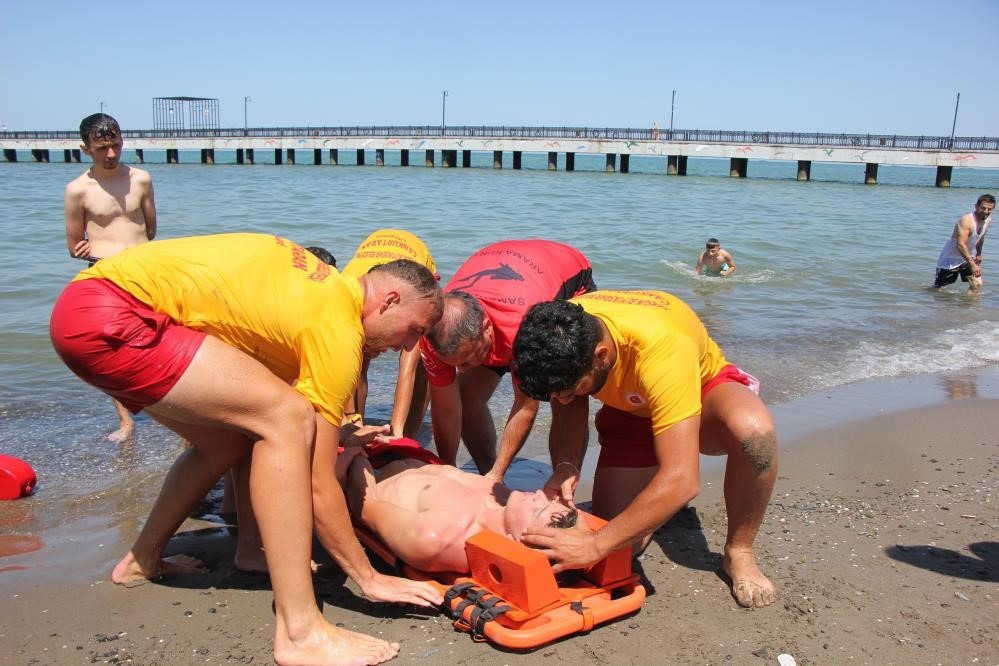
[{"xmin": 740, "ymin": 431, "xmax": 775, "ymax": 473}]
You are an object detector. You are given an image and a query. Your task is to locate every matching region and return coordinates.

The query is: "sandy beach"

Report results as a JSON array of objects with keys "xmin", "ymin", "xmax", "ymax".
[{"xmin": 1, "ymin": 383, "xmax": 997, "ymax": 666}]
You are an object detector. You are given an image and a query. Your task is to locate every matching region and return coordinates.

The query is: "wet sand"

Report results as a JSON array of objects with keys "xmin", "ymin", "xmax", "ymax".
[{"xmin": 1, "ymin": 382, "xmax": 997, "ymax": 665}]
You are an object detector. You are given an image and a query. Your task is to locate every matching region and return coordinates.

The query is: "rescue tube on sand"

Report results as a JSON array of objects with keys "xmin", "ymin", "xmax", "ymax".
[{"xmin": 0, "ymin": 454, "xmax": 36, "ymax": 500}]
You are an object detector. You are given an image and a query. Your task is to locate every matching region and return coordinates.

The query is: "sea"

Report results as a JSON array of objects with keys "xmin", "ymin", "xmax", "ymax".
[{"xmin": 0, "ymin": 150, "xmax": 997, "ymax": 562}]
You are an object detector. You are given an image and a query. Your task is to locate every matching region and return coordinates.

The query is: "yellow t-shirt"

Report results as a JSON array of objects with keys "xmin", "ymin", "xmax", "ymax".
[
  {"xmin": 572, "ymin": 290, "xmax": 729, "ymax": 435},
  {"xmin": 341, "ymin": 229, "xmax": 437, "ymax": 278},
  {"xmin": 77, "ymin": 232, "xmax": 362, "ymax": 427}
]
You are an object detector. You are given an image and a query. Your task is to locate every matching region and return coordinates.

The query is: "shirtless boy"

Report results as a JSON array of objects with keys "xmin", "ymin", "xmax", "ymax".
[
  {"xmin": 341, "ymin": 449, "xmax": 577, "ymax": 573},
  {"xmin": 695, "ymin": 237, "xmax": 736, "ymax": 277},
  {"xmin": 64, "ymin": 113, "xmax": 157, "ymax": 442}
]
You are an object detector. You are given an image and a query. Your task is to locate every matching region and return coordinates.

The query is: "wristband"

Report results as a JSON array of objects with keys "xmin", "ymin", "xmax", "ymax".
[{"xmin": 555, "ymin": 461, "xmax": 579, "ymax": 475}]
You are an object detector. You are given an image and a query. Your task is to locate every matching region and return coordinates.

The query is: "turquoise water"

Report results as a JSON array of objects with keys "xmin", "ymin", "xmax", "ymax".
[{"xmin": 0, "ymin": 154, "xmax": 996, "ymax": 519}]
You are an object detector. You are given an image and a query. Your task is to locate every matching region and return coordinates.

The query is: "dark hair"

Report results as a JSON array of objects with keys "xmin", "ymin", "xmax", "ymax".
[
  {"xmin": 977, "ymin": 194, "xmax": 996, "ymax": 207},
  {"xmin": 512, "ymin": 300, "xmax": 602, "ymax": 401},
  {"xmin": 426, "ymin": 291, "xmax": 486, "ymax": 357},
  {"xmin": 548, "ymin": 508, "xmax": 578, "ymax": 529},
  {"xmin": 79, "ymin": 113, "xmax": 121, "ymax": 144},
  {"xmin": 368, "ymin": 259, "xmax": 444, "ymax": 319},
  {"xmin": 305, "ymin": 246, "xmax": 336, "ymax": 267},
  {"xmin": 705, "ymin": 237, "xmax": 720, "ymax": 248}
]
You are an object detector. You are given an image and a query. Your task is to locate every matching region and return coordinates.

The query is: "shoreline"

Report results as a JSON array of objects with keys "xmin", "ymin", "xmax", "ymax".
[{"xmin": 1, "ymin": 368, "xmax": 997, "ymax": 664}]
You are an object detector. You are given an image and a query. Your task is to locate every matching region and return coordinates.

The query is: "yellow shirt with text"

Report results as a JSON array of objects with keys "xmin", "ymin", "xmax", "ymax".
[
  {"xmin": 77, "ymin": 232, "xmax": 361, "ymax": 426},
  {"xmin": 572, "ymin": 290, "xmax": 729, "ymax": 435}
]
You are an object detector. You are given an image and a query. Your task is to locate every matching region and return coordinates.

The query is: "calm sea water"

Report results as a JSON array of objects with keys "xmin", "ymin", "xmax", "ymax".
[{"xmin": 0, "ymin": 152, "xmax": 997, "ymax": 535}]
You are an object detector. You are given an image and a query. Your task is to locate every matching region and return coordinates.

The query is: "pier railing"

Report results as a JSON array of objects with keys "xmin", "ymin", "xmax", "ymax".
[{"xmin": 2, "ymin": 126, "xmax": 997, "ymax": 151}]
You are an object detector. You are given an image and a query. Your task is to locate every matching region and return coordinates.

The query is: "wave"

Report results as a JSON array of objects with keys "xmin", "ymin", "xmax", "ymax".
[{"xmin": 660, "ymin": 259, "xmax": 777, "ymax": 284}]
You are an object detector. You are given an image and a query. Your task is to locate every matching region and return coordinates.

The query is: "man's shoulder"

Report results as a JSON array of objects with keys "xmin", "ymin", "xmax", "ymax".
[{"xmin": 125, "ymin": 165, "xmax": 153, "ymax": 184}]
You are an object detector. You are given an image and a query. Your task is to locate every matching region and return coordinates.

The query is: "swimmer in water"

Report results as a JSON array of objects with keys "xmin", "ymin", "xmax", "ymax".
[{"xmin": 695, "ymin": 238, "xmax": 736, "ymax": 277}]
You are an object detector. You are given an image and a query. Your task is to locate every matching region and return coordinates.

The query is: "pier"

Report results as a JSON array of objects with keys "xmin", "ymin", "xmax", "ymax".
[{"xmin": 2, "ymin": 126, "xmax": 997, "ymax": 187}]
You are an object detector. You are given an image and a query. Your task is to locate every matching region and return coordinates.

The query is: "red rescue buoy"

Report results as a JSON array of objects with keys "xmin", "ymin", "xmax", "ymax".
[{"xmin": 0, "ymin": 454, "xmax": 36, "ymax": 500}]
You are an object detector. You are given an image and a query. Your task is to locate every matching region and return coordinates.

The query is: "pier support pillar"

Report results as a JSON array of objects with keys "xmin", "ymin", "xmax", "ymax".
[
  {"xmin": 246, "ymin": 149, "xmax": 255, "ymax": 165},
  {"xmin": 201, "ymin": 149, "xmax": 214, "ymax": 164},
  {"xmin": 286, "ymin": 149, "xmax": 296, "ymax": 165},
  {"xmin": 729, "ymin": 157, "xmax": 748, "ymax": 178},
  {"xmin": 31, "ymin": 149, "xmax": 49, "ymax": 162},
  {"xmin": 605, "ymin": 153, "xmax": 617, "ymax": 173},
  {"xmin": 425, "ymin": 149, "xmax": 434, "ymax": 167},
  {"xmin": 376, "ymin": 148, "xmax": 385, "ymax": 166},
  {"xmin": 667, "ymin": 155, "xmax": 679, "ymax": 175},
  {"xmin": 134, "ymin": 149, "xmax": 143, "ymax": 164},
  {"xmin": 356, "ymin": 149, "xmax": 365, "ymax": 165},
  {"xmin": 442, "ymin": 149, "xmax": 457, "ymax": 168},
  {"xmin": 3, "ymin": 149, "xmax": 16, "ymax": 162},
  {"xmin": 677, "ymin": 155, "xmax": 688, "ymax": 175},
  {"xmin": 796, "ymin": 160, "xmax": 811, "ymax": 181},
  {"xmin": 620, "ymin": 154, "xmax": 630, "ymax": 173},
  {"xmin": 513, "ymin": 151, "xmax": 522, "ymax": 169},
  {"xmin": 935, "ymin": 165, "xmax": 953, "ymax": 188},
  {"xmin": 566, "ymin": 152, "xmax": 575, "ymax": 171},
  {"xmin": 400, "ymin": 149, "xmax": 409, "ymax": 166},
  {"xmin": 63, "ymin": 149, "xmax": 72, "ymax": 162},
  {"xmin": 864, "ymin": 162, "xmax": 878, "ymax": 185},
  {"xmin": 274, "ymin": 149, "xmax": 282, "ymax": 165},
  {"xmin": 72, "ymin": 149, "xmax": 81, "ymax": 162},
  {"xmin": 167, "ymin": 149, "xmax": 179, "ymax": 164},
  {"xmin": 548, "ymin": 151, "xmax": 558, "ymax": 171},
  {"xmin": 329, "ymin": 149, "xmax": 337, "ymax": 165},
  {"xmin": 236, "ymin": 149, "xmax": 244, "ymax": 165},
  {"xmin": 493, "ymin": 150, "xmax": 503, "ymax": 169},
  {"xmin": 315, "ymin": 149, "xmax": 323, "ymax": 165},
  {"xmin": 462, "ymin": 150, "xmax": 471, "ymax": 168}
]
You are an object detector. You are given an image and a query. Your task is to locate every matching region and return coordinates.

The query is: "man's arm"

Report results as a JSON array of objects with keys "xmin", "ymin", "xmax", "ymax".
[
  {"xmin": 694, "ymin": 251, "xmax": 705, "ymax": 274},
  {"xmin": 954, "ymin": 216, "xmax": 980, "ymax": 277},
  {"xmin": 63, "ymin": 180, "xmax": 90, "ymax": 258},
  {"xmin": 310, "ymin": 413, "xmax": 442, "ymax": 606},
  {"xmin": 429, "ymin": 380, "xmax": 462, "ymax": 465},
  {"xmin": 389, "ymin": 347, "xmax": 421, "ymax": 437},
  {"xmin": 524, "ymin": 415, "xmax": 701, "ymax": 573},
  {"xmin": 721, "ymin": 250, "xmax": 736, "ymax": 276},
  {"xmin": 139, "ymin": 170, "xmax": 157, "ymax": 240},
  {"xmin": 486, "ymin": 384, "xmax": 539, "ymax": 482},
  {"xmin": 543, "ymin": 395, "xmax": 590, "ymax": 504}
]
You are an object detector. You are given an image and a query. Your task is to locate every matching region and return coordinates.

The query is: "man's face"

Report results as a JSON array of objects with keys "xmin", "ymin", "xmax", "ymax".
[
  {"xmin": 975, "ymin": 200, "xmax": 995, "ymax": 221},
  {"xmin": 82, "ymin": 135, "xmax": 123, "ymax": 170},
  {"xmin": 705, "ymin": 244, "xmax": 720, "ymax": 259},
  {"xmin": 504, "ymin": 489, "xmax": 570, "ymax": 539},
  {"xmin": 438, "ymin": 324, "xmax": 493, "ymax": 371},
  {"xmin": 550, "ymin": 356, "xmax": 610, "ymax": 405},
  {"xmin": 363, "ymin": 288, "xmax": 439, "ymax": 358}
]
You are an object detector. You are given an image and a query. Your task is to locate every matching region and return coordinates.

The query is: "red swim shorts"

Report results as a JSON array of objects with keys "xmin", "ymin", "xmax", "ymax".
[
  {"xmin": 49, "ymin": 279, "xmax": 205, "ymax": 413},
  {"xmin": 594, "ymin": 364, "xmax": 760, "ymax": 468}
]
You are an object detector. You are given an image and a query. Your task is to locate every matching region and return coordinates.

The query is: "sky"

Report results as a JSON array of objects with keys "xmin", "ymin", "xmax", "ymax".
[{"xmin": 2, "ymin": 0, "xmax": 997, "ymax": 136}]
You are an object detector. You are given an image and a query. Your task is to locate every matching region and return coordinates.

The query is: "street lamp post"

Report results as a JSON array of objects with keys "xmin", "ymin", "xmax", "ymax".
[
  {"xmin": 99, "ymin": 101, "xmax": 106, "ymax": 115},
  {"xmin": 244, "ymin": 96, "xmax": 251, "ymax": 134},
  {"xmin": 441, "ymin": 90, "xmax": 448, "ymax": 137},
  {"xmin": 669, "ymin": 89, "xmax": 676, "ymax": 139},
  {"xmin": 949, "ymin": 92, "xmax": 960, "ymax": 149}
]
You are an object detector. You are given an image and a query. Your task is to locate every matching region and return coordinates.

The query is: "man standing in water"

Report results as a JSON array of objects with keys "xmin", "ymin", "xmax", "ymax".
[
  {"xmin": 933, "ymin": 194, "xmax": 994, "ymax": 293},
  {"xmin": 511, "ymin": 291, "xmax": 778, "ymax": 608},
  {"xmin": 695, "ymin": 237, "xmax": 736, "ymax": 277},
  {"xmin": 50, "ymin": 234, "xmax": 445, "ymax": 665},
  {"xmin": 64, "ymin": 113, "xmax": 157, "ymax": 442}
]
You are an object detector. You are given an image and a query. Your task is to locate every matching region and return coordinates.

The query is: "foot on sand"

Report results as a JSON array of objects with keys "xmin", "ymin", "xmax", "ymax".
[
  {"xmin": 275, "ymin": 623, "xmax": 399, "ymax": 666},
  {"xmin": 107, "ymin": 423, "xmax": 134, "ymax": 443},
  {"xmin": 723, "ymin": 548, "xmax": 777, "ymax": 608},
  {"xmin": 111, "ymin": 552, "xmax": 208, "ymax": 586}
]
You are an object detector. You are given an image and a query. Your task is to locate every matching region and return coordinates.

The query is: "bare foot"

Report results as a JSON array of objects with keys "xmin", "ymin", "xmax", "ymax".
[
  {"xmin": 111, "ymin": 551, "xmax": 208, "ymax": 586},
  {"xmin": 275, "ymin": 621, "xmax": 399, "ymax": 666},
  {"xmin": 723, "ymin": 547, "xmax": 777, "ymax": 608},
  {"xmin": 107, "ymin": 423, "xmax": 135, "ymax": 443},
  {"xmin": 233, "ymin": 546, "xmax": 269, "ymax": 574}
]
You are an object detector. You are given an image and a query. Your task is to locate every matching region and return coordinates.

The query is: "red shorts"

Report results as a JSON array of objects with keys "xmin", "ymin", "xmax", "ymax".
[
  {"xmin": 49, "ymin": 279, "xmax": 205, "ymax": 413},
  {"xmin": 594, "ymin": 364, "xmax": 759, "ymax": 468}
]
